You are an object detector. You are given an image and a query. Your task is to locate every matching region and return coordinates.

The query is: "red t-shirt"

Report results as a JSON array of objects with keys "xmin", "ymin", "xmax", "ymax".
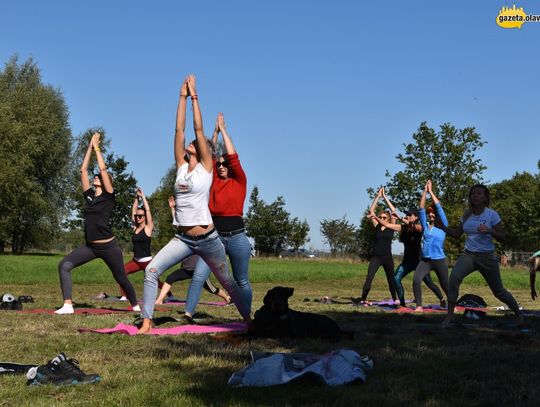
[{"xmin": 209, "ymin": 153, "xmax": 247, "ymax": 217}]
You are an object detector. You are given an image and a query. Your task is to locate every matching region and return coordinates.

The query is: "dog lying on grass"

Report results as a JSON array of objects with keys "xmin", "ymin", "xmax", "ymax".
[{"xmin": 251, "ymin": 286, "xmax": 347, "ymax": 340}]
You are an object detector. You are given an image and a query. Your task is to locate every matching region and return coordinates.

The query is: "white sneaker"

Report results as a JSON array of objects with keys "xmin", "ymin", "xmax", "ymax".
[
  {"xmin": 119, "ymin": 296, "xmax": 127, "ymax": 301},
  {"xmin": 54, "ymin": 304, "xmax": 74, "ymax": 314},
  {"xmin": 132, "ymin": 305, "xmax": 141, "ymax": 312}
]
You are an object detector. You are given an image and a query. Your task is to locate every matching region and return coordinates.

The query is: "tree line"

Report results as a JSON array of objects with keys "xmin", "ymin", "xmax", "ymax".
[{"xmin": 1, "ymin": 56, "xmax": 538, "ymax": 256}]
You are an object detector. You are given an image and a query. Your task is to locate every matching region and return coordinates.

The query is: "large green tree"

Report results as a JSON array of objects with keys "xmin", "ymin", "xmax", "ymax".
[
  {"xmin": 245, "ymin": 186, "xmax": 309, "ymax": 255},
  {"xmin": 0, "ymin": 56, "xmax": 72, "ymax": 253},
  {"xmin": 66, "ymin": 128, "xmax": 138, "ymax": 244},
  {"xmin": 490, "ymin": 170, "xmax": 540, "ymax": 252},
  {"xmin": 367, "ymin": 122, "xmax": 487, "ymax": 259}
]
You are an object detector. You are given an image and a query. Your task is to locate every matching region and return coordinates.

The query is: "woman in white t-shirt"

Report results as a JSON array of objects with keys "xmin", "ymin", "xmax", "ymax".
[
  {"xmin": 442, "ymin": 184, "xmax": 523, "ymax": 327},
  {"xmin": 137, "ymin": 75, "xmax": 251, "ymax": 334}
]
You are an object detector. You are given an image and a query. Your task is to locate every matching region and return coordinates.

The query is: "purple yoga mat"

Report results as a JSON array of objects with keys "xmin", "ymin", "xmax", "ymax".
[
  {"xmin": 20, "ymin": 308, "xmax": 133, "ymax": 315},
  {"xmin": 78, "ymin": 322, "xmax": 248, "ymax": 336}
]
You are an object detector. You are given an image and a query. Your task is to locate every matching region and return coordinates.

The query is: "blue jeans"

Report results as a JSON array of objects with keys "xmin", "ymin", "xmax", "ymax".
[
  {"xmin": 141, "ymin": 230, "xmax": 250, "ymax": 320},
  {"xmin": 185, "ymin": 232, "xmax": 252, "ymax": 315}
]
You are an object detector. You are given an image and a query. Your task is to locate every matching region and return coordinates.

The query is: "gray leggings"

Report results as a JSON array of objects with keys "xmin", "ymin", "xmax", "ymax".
[
  {"xmin": 413, "ymin": 258, "xmax": 448, "ymax": 307},
  {"xmin": 448, "ymin": 251, "xmax": 520, "ymax": 314},
  {"xmin": 58, "ymin": 239, "xmax": 138, "ymax": 306}
]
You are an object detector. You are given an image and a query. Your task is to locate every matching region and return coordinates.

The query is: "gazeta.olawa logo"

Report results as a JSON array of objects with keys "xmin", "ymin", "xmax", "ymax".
[{"xmin": 496, "ymin": 4, "xmax": 540, "ymax": 29}]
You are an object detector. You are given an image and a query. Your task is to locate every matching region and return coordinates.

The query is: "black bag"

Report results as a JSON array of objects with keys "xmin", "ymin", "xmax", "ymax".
[
  {"xmin": 457, "ymin": 293, "xmax": 486, "ymax": 319},
  {"xmin": 0, "ymin": 293, "xmax": 23, "ymax": 310}
]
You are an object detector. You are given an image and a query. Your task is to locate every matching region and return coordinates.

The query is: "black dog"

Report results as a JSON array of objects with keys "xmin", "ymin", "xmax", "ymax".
[{"xmin": 252, "ymin": 286, "xmax": 344, "ymax": 340}]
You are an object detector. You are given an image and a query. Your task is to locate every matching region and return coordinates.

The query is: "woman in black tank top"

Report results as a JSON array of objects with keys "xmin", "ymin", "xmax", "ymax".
[
  {"xmin": 357, "ymin": 187, "xmax": 398, "ymax": 304},
  {"xmin": 117, "ymin": 188, "xmax": 171, "ymax": 300},
  {"xmin": 56, "ymin": 133, "xmax": 138, "ymax": 314}
]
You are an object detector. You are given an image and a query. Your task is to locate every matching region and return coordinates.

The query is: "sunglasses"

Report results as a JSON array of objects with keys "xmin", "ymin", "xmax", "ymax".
[
  {"xmin": 380, "ymin": 216, "xmax": 389, "ymax": 220},
  {"xmin": 135, "ymin": 214, "xmax": 145, "ymax": 219},
  {"xmin": 216, "ymin": 161, "xmax": 228, "ymax": 168}
]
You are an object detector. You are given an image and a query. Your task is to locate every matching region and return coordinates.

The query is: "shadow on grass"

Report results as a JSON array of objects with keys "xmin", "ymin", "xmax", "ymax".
[{"xmin": 148, "ymin": 310, "xmax": 540, "ymax": 406}]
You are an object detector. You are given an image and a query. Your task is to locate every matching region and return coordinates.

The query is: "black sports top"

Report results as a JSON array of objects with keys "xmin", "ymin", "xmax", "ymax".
[
  {"xmin": 132, "ymin": 228, "xmax": 152, "ymax": 259},
  {"xmin": 372, "ymin": 224, "xmax": 394, "ymax": 256},
  {"xmin": 400, "ymin": 225, "xmax": 422, "ymax": 266},
  {"xmin": 83, "ymin": 188, "xmax": 115, "ymax": 242}
]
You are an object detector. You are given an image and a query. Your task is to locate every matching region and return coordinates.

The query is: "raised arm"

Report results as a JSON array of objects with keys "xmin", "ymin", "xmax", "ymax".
[
  {"xmin": 369, "ymin": 188, "xmax": 383, "ymax": 227},
  {"xmin": 175, "ymin": 78, "xmax": 188, "ymax": 169},
  {"xmin": 370, "ymin": 213, "xmax": 402, "ymax": 232},
  {"xmin": 217, "ymin": 112, "xmax": 236, "ymax": 155},
  {"xmin": 92, "ymin": 133, "xmax": 113, "ymax": 193},
  {"xmin": 138, "ymin": 188, "xmax": 153, "ymax": 234},
  {"xmin": 168, "ymin": 196, "xmax": 179, "ymax": 226},
  {"xmin": 212, "ymin": 115, "xmax": 219, "ymax": 148},
  {"xmin": 381, "ymin": 187, "xmax": 397, "ymax": 215},
  {"xmin": 420, "ymin": 180, "xmax": 429, "ymax": 209},
  {"xmin": 80, "ymin": 138, "xmax": 93, "ymax": 191},
  {"xmin": 428, "ymin": 181, "xmax": 448, "ymax": 227},
  {"xmin": 187, "ymin": 74, "xmax": 212, "ymax": 172},
  {"xmin": 131, "ymin": 194, "xmax": 138, "ymax": 226}
]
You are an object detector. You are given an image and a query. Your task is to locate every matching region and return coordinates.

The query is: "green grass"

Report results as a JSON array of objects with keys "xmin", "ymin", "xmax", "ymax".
[{"xmin": 0, "ymin": 255, "xmax": 539, "ymax": 406}]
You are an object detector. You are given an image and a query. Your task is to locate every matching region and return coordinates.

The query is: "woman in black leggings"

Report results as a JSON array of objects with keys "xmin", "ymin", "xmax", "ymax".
[
  {"xmin": 55, "ymin": 133, "xmax": 139, "ymax": 314},
  {"xmin": 358, "ymin": 187, "xmax": 397, "ymax": 304}
]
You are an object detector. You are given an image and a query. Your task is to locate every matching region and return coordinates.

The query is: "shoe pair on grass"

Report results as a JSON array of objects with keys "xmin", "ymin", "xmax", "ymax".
[{"xmin": 26, "ymin": 353, "xmax": 100, "ymax": 386}]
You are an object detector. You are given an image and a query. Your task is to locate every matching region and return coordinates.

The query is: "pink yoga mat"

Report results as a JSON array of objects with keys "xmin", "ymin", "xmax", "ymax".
[
  {"xmin": 393, "ymin": 305, "xmax": 489, "ymax": 314},
  {"xmin": 160, "ymin": 300, "xmax": 229, "ymax": 306},
  {"xmin": 20, "ymin": 308, "xmax": 133, "ymax": 315},
  {"xmin": 78, "ymin": 322, "xmax": 248, "ymax": 336}
]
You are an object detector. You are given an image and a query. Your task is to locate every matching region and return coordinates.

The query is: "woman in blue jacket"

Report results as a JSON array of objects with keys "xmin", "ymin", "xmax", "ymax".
[{"xmin": 413, "ymin": 180, "xmax": 449, "ymax": 311}]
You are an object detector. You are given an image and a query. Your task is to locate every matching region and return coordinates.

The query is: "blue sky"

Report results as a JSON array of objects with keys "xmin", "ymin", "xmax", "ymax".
[{"xmin": 2, "ymin": 1, "xmax": 539, "ymax": 250}]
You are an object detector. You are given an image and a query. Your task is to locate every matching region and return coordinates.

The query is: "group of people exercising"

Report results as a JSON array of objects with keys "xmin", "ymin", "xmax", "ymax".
[
  {"xmin": 361, "ymin": 181, "xmax": 525, "ymax": 326},
  {"xmin": 54, "ymin": 73, "xmax": 534, "ymax": 331}
]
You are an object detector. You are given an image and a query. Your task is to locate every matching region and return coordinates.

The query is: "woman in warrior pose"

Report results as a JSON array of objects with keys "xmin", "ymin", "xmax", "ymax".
[
  {"xmin": 137, "ymin": 75, "xmax": 251, "ymax": 333},
  {"xmin": 56, "ymin": 133, "xmax": 139, "ymax": 314}
]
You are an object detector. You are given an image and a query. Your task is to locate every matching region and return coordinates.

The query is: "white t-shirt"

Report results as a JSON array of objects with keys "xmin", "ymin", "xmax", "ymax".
[
  {"xmin": 173, "ymin": 163, "xmax": 213, "ymax": 226},
  {"xmin": 462, "ymin": 207, "xmax": 501, "ymax": 253}
]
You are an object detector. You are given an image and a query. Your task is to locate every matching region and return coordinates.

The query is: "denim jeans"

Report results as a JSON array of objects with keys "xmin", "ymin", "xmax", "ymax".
[
  {"xmin": 394, "ymin": 262, "xmax": 443, "ymax": 306},
  {"xmin": 141, "ymin": 230, "xmax": 250, "ymax": 320},
  {"xmin": 185, "ymin": 232, "xmax": 252, "ymax": 315}
]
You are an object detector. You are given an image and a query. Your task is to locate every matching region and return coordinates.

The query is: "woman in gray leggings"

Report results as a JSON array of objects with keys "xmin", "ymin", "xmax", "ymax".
[{"xmin": 442, "ymin": 184, "xmax": 523, "ymax": 327}]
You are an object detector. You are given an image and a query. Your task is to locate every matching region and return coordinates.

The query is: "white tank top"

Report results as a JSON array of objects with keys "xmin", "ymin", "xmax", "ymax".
[{"xmin": 173, "ymin": 163, "xmax": 213, "ymax": 226}]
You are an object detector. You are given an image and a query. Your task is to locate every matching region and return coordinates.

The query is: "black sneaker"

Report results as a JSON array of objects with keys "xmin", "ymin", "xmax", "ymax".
[{"xmin": 27, "ymin": 353, "xmax": 100, "ymax": 386}]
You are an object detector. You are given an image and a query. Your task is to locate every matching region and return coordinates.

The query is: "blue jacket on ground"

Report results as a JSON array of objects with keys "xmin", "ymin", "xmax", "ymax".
[{"xmin": 419, "ymin": 202, "xmax": 448, "ymax": 260}]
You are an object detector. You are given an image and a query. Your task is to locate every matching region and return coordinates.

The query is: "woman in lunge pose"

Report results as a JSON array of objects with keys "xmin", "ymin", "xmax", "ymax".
[
  {"xmin": 184, "ymin": 112, "xmax": 252, "ymax": 317},
  {"xmin": 370, "ymin": 204, "xmax": 444, "ymax": 307},
  {"xmin": 358, "ymin": 188, "xmax": 398, "ymax": 304},
  {"xmin": 56, "ymin": 133, "xmax": 139, "ymax": 314},
  {"xmin": 412, "ymin": 180, "xmax": 449, "ymax": 312},
  {"xmin": 442, "ymin": 184, "xmax": 523, "ymax": 326},
  {"xmin": 137, "ymin": 75, "xmax": 251, "ymax": 333}
]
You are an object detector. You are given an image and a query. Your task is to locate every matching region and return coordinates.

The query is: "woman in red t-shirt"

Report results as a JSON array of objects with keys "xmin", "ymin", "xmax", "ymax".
[{"xmin": 184, "ymin": 112, "xmax": 252, "ymax": 317}]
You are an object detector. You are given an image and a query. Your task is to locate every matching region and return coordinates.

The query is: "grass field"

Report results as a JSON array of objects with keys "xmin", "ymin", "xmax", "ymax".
[{"xmin": 0, "ymin": 254, "xmax": 539, "ymax": 406}]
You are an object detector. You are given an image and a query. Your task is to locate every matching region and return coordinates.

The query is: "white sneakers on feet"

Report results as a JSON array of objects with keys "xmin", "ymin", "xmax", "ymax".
[
  {"xmin": 119, "ymin": 296, "xmax": 128, "ymax": 301},
  {"xmin": 54, "ymin": 303, "xmax": 74, "ymax": 314},
  {"xmin": 132, "ymin": 305, "xmax": 141, "ymax": 312}
]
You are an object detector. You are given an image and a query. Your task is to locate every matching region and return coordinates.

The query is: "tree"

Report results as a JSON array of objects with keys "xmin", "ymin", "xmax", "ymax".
[
  {"xmin": 0, "ymin": 56, "xmax": 72, "ymax": 253},
  {"xmin": 490, "ymin": 171, "xmax": 540, "ymax": 252},
  {"xmin": 147, "ymin": 164, "xmax": 177, "ymax": 251},
  {"xmin": 320, "ymin": 216, "xmax": 358, "ymax": 256},
  {"xmin": 245, "ymin": 186, "xmax": 308, "ymax": 255},
  {"xmin": 371, "ymin": 122, "xmax": 487, "ymax": 258},
  {"xmin": 356, "ymin": 210, "xmax": 376, "ymax": 260},
  {"xmin": 287, "ymin": 218, "xmax": 310, "ymax": 250},
  {"xmin": 66, "ymin": 128, "xmax": 138, "ymax": 244}
]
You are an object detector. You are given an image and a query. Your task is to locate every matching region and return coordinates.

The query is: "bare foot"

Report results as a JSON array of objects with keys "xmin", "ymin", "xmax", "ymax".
[
  {"xmin": 414, "ymin": 306, "xmax": 423, "ymax": 313},
  {"xmin": 218, "ymin": 289, "xmax": 232, "ymax": 304},
  {"xmin": 137, "ymin": 319, "xmax": 152, "ymax": 334}
]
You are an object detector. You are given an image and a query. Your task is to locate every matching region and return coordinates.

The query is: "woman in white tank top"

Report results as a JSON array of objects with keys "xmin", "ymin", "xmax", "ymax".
[{"xmin": 138, "ymin": 75, "xmax": 252, "ymax": 333}]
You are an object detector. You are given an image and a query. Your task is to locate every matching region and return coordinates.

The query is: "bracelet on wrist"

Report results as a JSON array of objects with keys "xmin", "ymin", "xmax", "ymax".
[
  {"xmin": 95, "ymin": 147, "xmax": 101, "ymax": 152},
  {"xmin": 191, "ymin": 94, "xmax": 198, "ymax": 100}
]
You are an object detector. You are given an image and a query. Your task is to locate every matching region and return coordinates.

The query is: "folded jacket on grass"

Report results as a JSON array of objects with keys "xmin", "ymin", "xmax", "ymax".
[{"xmin": 78, "ymin": 322, "xmax": 248, "ymax": 336}]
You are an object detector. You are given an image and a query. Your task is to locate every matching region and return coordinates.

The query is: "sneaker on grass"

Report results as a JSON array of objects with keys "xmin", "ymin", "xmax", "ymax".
[
  {"xmin": 27, "ymin": 353, "xmax": 100, "ymax": 386},
  {"xmin": 54, "ymin": 303, "xmax": 74, "ymax": 314}
]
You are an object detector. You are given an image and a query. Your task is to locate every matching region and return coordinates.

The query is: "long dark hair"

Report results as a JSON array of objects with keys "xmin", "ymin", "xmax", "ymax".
[{"xmin": 462, "ymin": 184, "xmax": 490, "ymax": 223}]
